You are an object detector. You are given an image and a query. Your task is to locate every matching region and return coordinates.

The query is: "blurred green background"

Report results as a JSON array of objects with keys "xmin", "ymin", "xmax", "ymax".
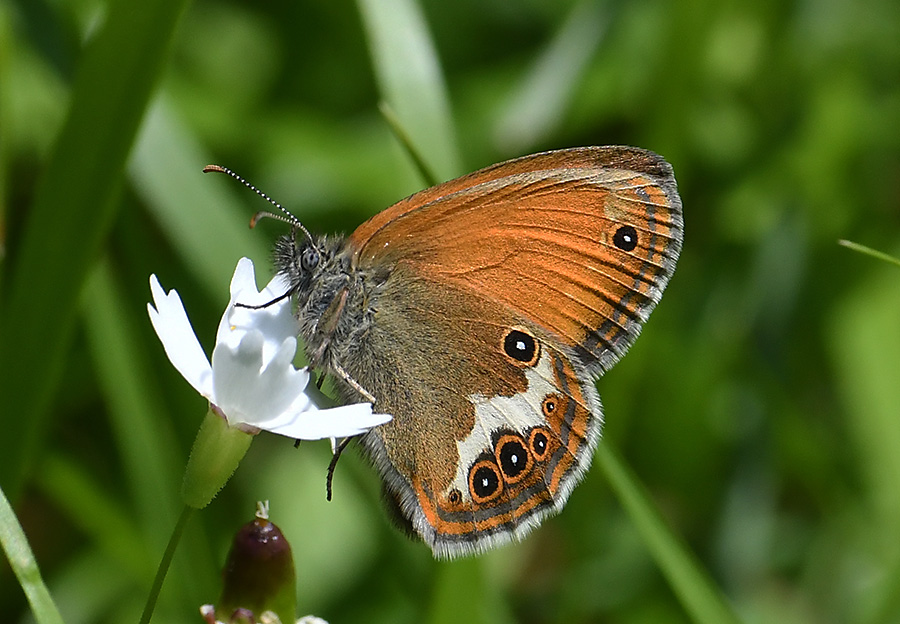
[{"xmin": 1, "ymin": 0, "xmax": 899, "ymax": 622}]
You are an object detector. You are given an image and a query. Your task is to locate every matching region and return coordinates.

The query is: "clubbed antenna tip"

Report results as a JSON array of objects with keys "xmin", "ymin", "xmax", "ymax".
[{"xmin": 203, "ymin": 164, "xmax": 313, "ymax": 241}]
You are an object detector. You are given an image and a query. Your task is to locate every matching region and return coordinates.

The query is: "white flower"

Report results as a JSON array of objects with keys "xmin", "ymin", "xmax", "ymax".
[
  {"xmin": 200, "ymin": 606, "xmax": 328, "ymax": 624},
  {"xmin": 147, "ymin": 257, "xmax": 390, "ymax": 439}
]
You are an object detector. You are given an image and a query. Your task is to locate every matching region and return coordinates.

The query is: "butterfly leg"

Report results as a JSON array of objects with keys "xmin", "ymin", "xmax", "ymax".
[
  {"xmin": 233, "ymin": 288, "xmax": 294, "ymax": 309},
  {"xmin": 331, "ymin": 361, "xmax": 377, "ymax": 403},
  {"xmin": 326, "ymin": 436, "xmax": 355, "ymax": 501}
]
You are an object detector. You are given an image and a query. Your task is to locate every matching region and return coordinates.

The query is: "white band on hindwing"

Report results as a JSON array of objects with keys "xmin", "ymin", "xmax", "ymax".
[{"xmin": 450, "ymin": 350, "xmax": 558, "ymax": 502}]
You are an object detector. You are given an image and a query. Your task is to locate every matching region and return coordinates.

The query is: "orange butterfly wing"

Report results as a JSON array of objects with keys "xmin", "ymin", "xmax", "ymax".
[
  {"xmin": 340, "ymin": 146, "xmax": 682, "ymax": 556},
  {"xmin": 349, "ymin": 146, "xmax": 683, "ymax": 375}
]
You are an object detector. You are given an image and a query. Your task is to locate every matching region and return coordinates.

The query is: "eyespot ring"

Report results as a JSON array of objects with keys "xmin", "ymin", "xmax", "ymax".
[
  {"xmin": 613, "ymin": 224, "xmax": 638, "ymax": 252},
  {"xmin": 502, "ymin": 327, "xmax": 540, "ymax": 367},
  {"xmin": 494, "ymin": 434, "xmax": 533, "ymax": 484},
  {"xmin": 542, "ymin": 394, "xmax": 564, "ymax": 418},
  {"xmin": 528, "ymin": 427, "xmax": 552, "ymax": 462},
  {"xmin": 469, "ymin": 459, "xmax": 503, "ymax": 504}
]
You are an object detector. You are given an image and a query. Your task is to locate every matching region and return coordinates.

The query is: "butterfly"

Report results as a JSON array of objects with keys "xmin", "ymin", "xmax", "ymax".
[{"xmin": 227, "ymin": 146, "xmax": 683, "ymax": 558}]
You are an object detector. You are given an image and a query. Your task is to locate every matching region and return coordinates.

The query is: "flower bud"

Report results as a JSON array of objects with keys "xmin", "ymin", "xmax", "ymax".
[{"xmin": 216, "ymin": 503, "xmax": 297, "ymax": 624}]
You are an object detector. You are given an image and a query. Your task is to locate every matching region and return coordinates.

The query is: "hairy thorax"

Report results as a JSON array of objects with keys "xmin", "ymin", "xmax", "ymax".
[{"xmin": 274, "ymin": 233, "xmax": 384, "ymax": 395}]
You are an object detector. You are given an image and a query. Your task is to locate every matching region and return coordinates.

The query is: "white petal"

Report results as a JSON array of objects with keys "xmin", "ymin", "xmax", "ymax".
[
  {"xmin": 148, "ymin": 259, "xmax": 389, "ymax": 443},
  {"xmin": 216, "ymin": 258, "xmax": 297, "ymax": 369},
  {"xmin": 147, "ymin": 275, "xmax": 213, "ymax": 398},
  {"xmin": 211, "ymin": 332, "xmax": 311, "ymax": 426},
  {"xmin": 256, "ymin": 402, "xmax": 392, "ymax": 440}
]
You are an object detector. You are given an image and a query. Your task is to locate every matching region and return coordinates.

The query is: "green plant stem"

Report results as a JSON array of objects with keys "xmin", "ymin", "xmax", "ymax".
[
  {"xmin": 595, "ymin": 443, "xmax": 742, "ymax": 624},
  {"xmin": 139, "ymin": 505, "xmax": 195, "ymax": 624},
  {"xmin": 0, "ymin": 484, "xmax": 65, "ymax": 624}
]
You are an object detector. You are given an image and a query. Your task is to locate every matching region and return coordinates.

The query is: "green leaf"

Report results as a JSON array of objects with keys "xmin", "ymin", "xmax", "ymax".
[
  {"xmin": 0, "ymin": 0, "xmax": 191, "ymax": 496},
  {"xmin": 82, "ymin": 258, "xmax": 218, "ymax": 603},
  {"xmin": 828, "ymin": 259, "xmax": 900, "ymax": 621},
  {"xmin": 139, "ymin": 506, "xmax": 195, "ymax": 624},
  {"xmin": 595, "ymin": 443, "xmax": 742, "ymax": 624},
  {"xmin": 36, "ymin": 454, "xmax": 149, "ymax": 580},
  {"xmin": 0, "ymin": 483, "xmax": 66, "ymax": 624},
  {"xmin": 356, "ymin": 0, "xmax": 462, "ymax": 181},
  {"xmin": 129, "ymin": 99, "xmax": 272, "ymax": 301},
  {"xmin": 82, "ymin": 259, "xmax": 184, "ymax": 540},
  {"xmin": 428, "ymin": 557, "xmax": 514, "ymax": 624},
  {"xmin": 379, "ymin": 101, "xmax": 440, "ymax": 188}
]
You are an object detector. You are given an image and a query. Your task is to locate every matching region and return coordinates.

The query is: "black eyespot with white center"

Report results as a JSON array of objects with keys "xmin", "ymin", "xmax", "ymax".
[
  {"xmin": 447, "ymin": 489, "xmax": 462, "ymax": 505},
  {"xmin": 496, "ymin": 435, "xmax": 532, "ymax": 483},
  {"xmin": 542, "ymin": 394, "xmax": 561, "ymax": 417},
  {"xmin": 613, "ymin": 224, "xmax": 638, "ymax": 252},
  {"xmin": 469, "ymin": 460, "xmax": 503, "ymax": 503},
  {"xmin": 503, "ymin": 328, "xmax": 539, "ymax": 366},
  {"xmin": 529, "ymin": 427, "xmax": 551, "ymax": 462},
  {"xmin": 300, "ymin": 245, "xmax": 320, "ymax": 272}
]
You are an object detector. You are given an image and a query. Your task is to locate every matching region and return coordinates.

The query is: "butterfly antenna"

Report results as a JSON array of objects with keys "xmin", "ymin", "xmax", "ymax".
[{"xmin": 203, "ymin": 164, "xmax": 314, "ymax": 242}]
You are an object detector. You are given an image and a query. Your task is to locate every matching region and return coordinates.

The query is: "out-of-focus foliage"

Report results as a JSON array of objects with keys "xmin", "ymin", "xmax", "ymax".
[{"xmin": 1, "ymin": 0, "xmax": 899, "ymax": 622}]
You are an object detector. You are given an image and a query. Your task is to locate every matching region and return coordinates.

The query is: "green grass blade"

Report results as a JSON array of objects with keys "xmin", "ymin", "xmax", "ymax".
[
  {"xmin": 33, "ymin": 551, "xmax": 134, "ymax": 624},
  {"xmin": 82, "ymin": 260, "xmax": 184, "ymax": 543},
  {"xmin": 82, "ymin": 259, "xmax": 218, "ymax": 608},
  {"xmin": 838, "ymin": 240, "xmax": 900, "ymax": 268},
  {"xmin": 595, "ymin": 443, "xmax": 742, "ymax": 624},
  {"xmin": 36, "ymin": 454, "xmax": 150, "ymax": 580},
  {"xmin": 139, "ymin": 506, "xmax": 195, "ymax": 624},
  {"xmin": 0, "ymin": 0, "xmax": 190, "ymax": 496},
  {"xmin": 427, "ymin": 558, "xmax": 515, "ymax": 624},
  {"xmin": 378, "ymin": 101, "xmax": 440, "ymax": 188},
  {"xmin": 493, "ymin": 0, "xmax": 609, "ymax": 152},
  {"xmin": 828, "ymin": 261, "xmax": 900, "ymax": 622},
  {"xmin": 129, "ymin": 99, "xmax": 272, "ymax": 300},
  {"xmin": 356, "ymin": 0, "xmax": 461, "ymax": 181},
  {"xmin": 0, "ymin": 483, "xmax": 66, "ymax": 624}
]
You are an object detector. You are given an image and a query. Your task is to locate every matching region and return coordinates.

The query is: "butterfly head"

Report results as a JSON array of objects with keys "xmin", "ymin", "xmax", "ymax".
[
  {"xmin": 273, "ymin": 229, "xmax": 316, "ymax": 288},
  {"xmin": 274, "ymin": 228, "xmax": 359, "ymax": 357}
]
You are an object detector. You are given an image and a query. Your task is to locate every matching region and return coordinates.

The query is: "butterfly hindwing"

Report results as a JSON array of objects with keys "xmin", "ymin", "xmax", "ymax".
[{"xmin": 339, "ymin": 268, "xmax": 601, "ymax": 557}]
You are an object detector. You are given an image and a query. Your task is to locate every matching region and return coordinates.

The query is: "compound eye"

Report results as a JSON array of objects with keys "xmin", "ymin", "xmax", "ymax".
[{"xmin": 300, "ymin": 246, "xmax": 320, "ymax": 272}]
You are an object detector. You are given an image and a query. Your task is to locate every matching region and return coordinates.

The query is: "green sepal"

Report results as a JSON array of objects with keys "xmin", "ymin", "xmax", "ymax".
[{"xmin": 181, "ymin": 408, "xmax": 253, "ymax": 509}]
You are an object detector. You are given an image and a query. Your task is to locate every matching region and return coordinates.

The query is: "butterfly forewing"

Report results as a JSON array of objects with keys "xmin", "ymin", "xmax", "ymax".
[{"xmin": 350, "ymin": 147, "xmax": 683, "ymax": 375}]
